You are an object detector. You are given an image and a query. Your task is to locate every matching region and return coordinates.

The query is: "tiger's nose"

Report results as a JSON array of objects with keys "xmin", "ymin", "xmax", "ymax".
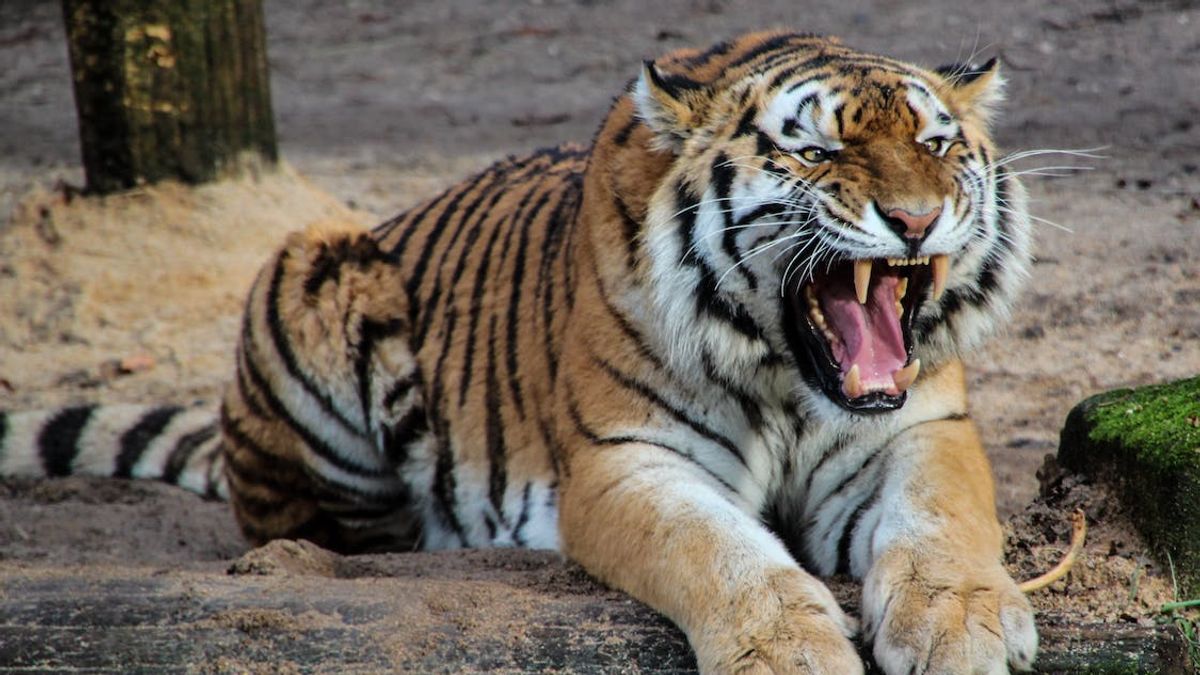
[{"xmin": 885, "ymin": 206, "xmax": 941, "ymax": 240}]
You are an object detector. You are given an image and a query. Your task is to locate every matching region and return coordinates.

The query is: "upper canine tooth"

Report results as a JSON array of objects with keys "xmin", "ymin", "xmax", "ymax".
[
  {"xmin": 854, "ymin": 259, "xmax": 872, "ymax": 305},
  {"xmin": 896, "ymin": 277, "xmax": 909, "ymax": 301},
  {"xmin": 931, "ymin": 254, "xmax": 949, "ymax": 301},
  {"xmin": 892, "ymin": 359, "xmax": 921, "ymax": 392}
]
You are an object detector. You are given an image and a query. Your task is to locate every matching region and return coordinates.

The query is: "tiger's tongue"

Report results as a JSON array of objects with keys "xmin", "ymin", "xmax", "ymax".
[{"xmin": 820, "ymin": 274, "xmax": 907, "ymax": 395}]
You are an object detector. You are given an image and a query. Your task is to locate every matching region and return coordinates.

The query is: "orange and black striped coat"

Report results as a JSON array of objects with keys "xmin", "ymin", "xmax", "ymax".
[{"xmin": 3, "ymin": 31, "xmax": 1041, "ymax": 674}]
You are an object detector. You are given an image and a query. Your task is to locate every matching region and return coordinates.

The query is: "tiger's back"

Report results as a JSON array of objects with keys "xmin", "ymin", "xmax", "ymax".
[
  {"xmin": 222, "ymin": 146, "xmax": 590, "ymax": 551},
  {"xmin": 376, "ymin": 145, "xmax": 590, "ymax": 549}
]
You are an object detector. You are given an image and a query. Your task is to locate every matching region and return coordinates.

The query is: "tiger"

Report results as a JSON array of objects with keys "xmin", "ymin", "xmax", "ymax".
[{"xmin": 1, "ymin": 31, "xmax": 1038, "ymax": 673}]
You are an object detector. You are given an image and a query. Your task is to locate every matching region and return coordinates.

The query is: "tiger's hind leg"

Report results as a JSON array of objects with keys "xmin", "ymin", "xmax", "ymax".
[{"xmin": 221, "ymin": 221, "xmax": 426, "ymax": 553}]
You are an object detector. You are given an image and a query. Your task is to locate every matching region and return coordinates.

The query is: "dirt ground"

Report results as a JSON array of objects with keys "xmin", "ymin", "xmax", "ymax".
[{"xmin": 1, "ymin": 0, "xmax": 1199, "ymax": 666}]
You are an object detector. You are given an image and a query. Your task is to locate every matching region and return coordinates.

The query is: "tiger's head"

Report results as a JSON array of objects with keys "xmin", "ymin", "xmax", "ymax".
[{"xmin": 602, "ymin": 31, "xmax": 1031, "ymax": 416}]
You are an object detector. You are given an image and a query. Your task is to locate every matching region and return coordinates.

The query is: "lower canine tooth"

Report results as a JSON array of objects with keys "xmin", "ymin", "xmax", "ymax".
[
  {"xmin": 844, "ymin": 363, "xmax": 862, "ymax": 398},
  {"xmin": 892, "ymin": 359, "xmax": 921, "ymax": 392},
  {"xmin": 854, "ymin": 259, "xmax": 872, "ymax": 305}
]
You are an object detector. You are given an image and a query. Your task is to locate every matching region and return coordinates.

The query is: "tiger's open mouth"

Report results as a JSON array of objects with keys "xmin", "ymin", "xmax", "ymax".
[{"xmin": 784, "ymin": 254, "xmax": 948, "ymax": 413}]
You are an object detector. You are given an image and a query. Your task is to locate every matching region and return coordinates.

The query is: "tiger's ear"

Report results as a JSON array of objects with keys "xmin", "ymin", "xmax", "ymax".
[
  {"xmin": 937, "ymin": 57, "xmax": 1005, "ymax": 126},
  {"xmin": 632, "ymin": 60, "xmax": 710, "ymax": 151}
]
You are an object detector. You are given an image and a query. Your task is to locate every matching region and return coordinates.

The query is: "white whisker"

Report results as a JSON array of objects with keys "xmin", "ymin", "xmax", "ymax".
[
  {"xmin": 985, "ymin": 147, "xmax": 1108, "ymax": 171},
  {"xmin": 716, "ymin": 229, "xmax": 812, "ymax": 290},
  {"xmin": 679, "ymin": 219, "xmax": 803, "ymax": 263},
  {"xmin": 996, "ymin": 165, "xmax": 1095, "ymax": 180},
  {"xmin": 995, "ymin": 205, "xmax": 1072, "ymax": 233}
]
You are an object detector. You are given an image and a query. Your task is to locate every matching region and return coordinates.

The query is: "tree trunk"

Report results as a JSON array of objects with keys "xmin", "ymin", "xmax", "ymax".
[{"xmin": 62, "ymin": 0, "xmax": 277, "ymax": 194}]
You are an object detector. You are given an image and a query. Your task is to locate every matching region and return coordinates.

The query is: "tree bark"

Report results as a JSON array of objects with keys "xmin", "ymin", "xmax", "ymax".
[
  {"xmin": 62, "ymin": 0, "xmax": 277, "ymax": 194},
  {"xmin": 0, "ymin": 544, "xmax": 1190, "ymax": 674}
]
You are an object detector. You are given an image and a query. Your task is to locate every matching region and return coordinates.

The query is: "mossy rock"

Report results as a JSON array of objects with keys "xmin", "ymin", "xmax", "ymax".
[{"xmin": 1058, "ymin": 375, "xmax": 1200, "ymax": 597}]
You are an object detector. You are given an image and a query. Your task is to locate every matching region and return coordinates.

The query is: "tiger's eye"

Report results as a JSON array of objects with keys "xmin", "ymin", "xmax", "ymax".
[
  {"xmin": 923, "ymin": 137, "xmax": 947, "ymax": 154},
  {"xmin": 799, "ymin": 146, "xmax": 830, "ymax": 163}
]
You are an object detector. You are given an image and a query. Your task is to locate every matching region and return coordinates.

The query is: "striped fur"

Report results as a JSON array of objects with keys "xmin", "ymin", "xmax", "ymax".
[
  {"xmin": 0, "ymin": 404, "xmax": 226, "ymax": 498},
  {"xmin": 2, "ymin": 32, "xmax": 1040, "ymax": 673}
]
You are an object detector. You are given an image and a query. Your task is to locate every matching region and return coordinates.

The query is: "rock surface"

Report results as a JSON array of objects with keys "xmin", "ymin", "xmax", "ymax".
[{"xmin": 1058, "ymin": 376, "xmax": 1200, "ymax": 598}]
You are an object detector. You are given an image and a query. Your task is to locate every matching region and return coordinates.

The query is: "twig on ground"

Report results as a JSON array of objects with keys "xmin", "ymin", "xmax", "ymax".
[{"xmin": 1020, "ymin": 508, "xmax": 1087, "ymax": 593}]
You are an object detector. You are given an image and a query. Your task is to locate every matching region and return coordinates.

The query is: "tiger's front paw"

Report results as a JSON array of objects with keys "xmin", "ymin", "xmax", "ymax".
[
  {"xmin": 863, "ymin": 549, "xmax": 1037, "ymax": 674},
  {"xmin": 695, "ymin": 570, "xmax": 864, "ymax": 674}
]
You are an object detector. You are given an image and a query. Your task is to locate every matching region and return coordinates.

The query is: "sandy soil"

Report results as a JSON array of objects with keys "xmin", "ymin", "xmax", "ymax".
[{"xmin": 1, "ymin": 0, "xmax": 1198, "ymax": 661}]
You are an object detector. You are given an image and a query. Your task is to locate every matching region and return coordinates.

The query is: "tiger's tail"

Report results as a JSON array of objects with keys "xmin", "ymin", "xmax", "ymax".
[{"xmin": 0, "ymin": 403, "xmax": 228, "ymax": 500}]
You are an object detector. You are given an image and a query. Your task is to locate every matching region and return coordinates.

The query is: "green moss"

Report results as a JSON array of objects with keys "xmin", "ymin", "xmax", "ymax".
[
  {"xmin": 1085, "ymin": 376, "xmax": 1200, "ymax": 471},
  {"xmin": 1058, "ymin": 376, "xmax": 1200, "ymax": 598}
]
